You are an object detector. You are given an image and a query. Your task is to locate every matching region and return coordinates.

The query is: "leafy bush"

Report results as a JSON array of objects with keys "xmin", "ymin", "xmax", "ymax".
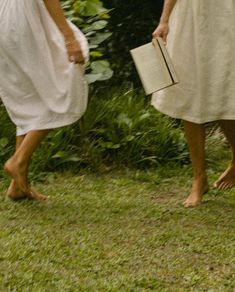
[
  {"xmin": 0, "ymin": 104, "xmax": 15, "ymax": 162},
  {"xmin": 73, "ymin": 87, "xmax": 189, "ymax": 168},
  {"xmin": 61, "ymin": 0, "xmax": 113, "ymax": 83},
  {"xmin": 0, "ymin": 88, "xmax": 189, "ymax": 179}
]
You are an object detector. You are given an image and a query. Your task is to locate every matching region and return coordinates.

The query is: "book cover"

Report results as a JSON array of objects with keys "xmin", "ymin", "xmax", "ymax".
[{"xmin": 130, "ymin": 37, "xmax": 179, "ymax": 95}]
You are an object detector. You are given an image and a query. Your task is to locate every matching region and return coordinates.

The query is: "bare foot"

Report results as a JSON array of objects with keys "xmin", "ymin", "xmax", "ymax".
[
  {"xmin": 213, "ymin": 164, "xmax": 235, "ymax": 190},
  {"xmin": 5, "ymin": 180, "xmax": 27, "ymax": 200},
  {"xmin": 5, "ymin": 180, "xmax": 47, "ymax": 201},
  {"xmin": 183, "ymin": 176, "xmax": 209, "ymax": 208},
  {"xmin": 26, "ymin": 188, "xmax": 48, "ymax": 201},
  {"xmin": 4, "ymin": 156, "xmax": 28, "ymax": 193}
]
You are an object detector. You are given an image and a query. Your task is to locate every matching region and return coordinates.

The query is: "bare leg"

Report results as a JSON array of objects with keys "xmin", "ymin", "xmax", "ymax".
[
  {"xmin": 6, "ymin": 135, "xmax": 27, "ymax": 200},
  {"xmin": 4, "ymin": 129, "xmax": 50, "ymax": 200},
  {"xmin": 213, "ymin": 120, "xmax": 235, "ymax": 190},
  {"xmin": 183, "ymin": 121, "xmax": 209, "ymax": 207}
]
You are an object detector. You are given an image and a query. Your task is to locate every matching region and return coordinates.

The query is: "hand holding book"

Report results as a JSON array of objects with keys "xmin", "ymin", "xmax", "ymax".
[
  {"xmin": 152, "ymin": 23, "xmax": 169, "ymax": 44},
  {"xmin": 130, "ymin": 37, "xmax": 179, "ymax": 95}
]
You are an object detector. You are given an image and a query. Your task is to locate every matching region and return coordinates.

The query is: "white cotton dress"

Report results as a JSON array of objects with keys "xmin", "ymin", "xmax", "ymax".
[
  {"xmin": 0, "ymin": 0, "xmax": 89, "ymax": 136},
  {"xmin": 151, "ymin": 0, "xmax": 235, "ymax": 123}
]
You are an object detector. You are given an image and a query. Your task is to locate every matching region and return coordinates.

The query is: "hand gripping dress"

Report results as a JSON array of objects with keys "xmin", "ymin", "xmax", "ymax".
[
  {"xmin": 152, "ymin": 0, "xmax": 235, "ymax": 123},
  {"xmin": 0, "ymin": 0, "xmax": 89, "ymax": 136}
]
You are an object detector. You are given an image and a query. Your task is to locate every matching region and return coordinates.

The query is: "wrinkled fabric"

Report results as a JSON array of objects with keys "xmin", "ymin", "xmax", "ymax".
[
  {"xmin": 151, "ymin": 0, "xmax": 235, "ymax": 123},
  {"xmin": 0, "ymin": 0, "xmax": 89, "ymax": 135}
]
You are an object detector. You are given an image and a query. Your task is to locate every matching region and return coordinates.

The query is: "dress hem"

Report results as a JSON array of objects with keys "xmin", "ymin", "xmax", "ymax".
[
  {"xmin": 16, "ymin": 114, "xmax": 82, "ymax": 136},
  {"xmin": 151, "ymin": 103, "xmax": 235, "ymax": 124}
]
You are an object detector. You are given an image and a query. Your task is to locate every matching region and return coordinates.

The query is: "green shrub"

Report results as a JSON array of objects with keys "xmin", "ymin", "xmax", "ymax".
[
  {"xmin": 0, "ymin": 104, "xmax": 15, "ymax": 164},
  {"xmin": 73, "ymin": 87, "xmax": 189, "ymax": 168},
  {"xmin": 61, "ymin": 0, "xmax": 113, "ymax": 83},
  {"xmin": 0, "ymin": 88, "xmax": 188, "ymax": 179}
]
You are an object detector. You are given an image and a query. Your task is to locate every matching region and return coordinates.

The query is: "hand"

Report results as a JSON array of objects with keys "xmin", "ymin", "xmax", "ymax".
[
  {"xmin": 65, "ymin": 38, "xmax": 85, "ymax": 64},
  {"xmin": 152, "ymin": 22, "xmax": 169, "ymax": 44}
]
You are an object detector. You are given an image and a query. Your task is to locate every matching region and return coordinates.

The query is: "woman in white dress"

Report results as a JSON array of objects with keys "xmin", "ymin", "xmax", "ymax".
[
  {"xmin": 0, "ymin": 0, "xmax": 89, "ymax": 200},
  {"xmin": 152, "ymin": 0, "xmax": 235, "ymax": 207}
]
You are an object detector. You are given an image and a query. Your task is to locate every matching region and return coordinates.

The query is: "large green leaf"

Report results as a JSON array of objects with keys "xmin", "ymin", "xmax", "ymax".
[
  {"xmin": 90, "ymin": 32, "xmax": 112, "ymax": 45},
  {"xmin": 90, "ymin": 20, "xmax": 108, "ymax": 30},
  {"xmin": 61, "ymin": 0, "xmax": 113, "ymax": 84},
  {"xmin": 79, "ymin": 0, "xmax": 107, "ymax": 16},
  {"xmin": 90, "ymin": 60, "xmax": 113, "ymax": 81},
  {"xmin": 85, "ymin": 73, "xmax": 103, "ymax": 84},
  {"xmin": 90, "ymin": 60, "xmax": 110, "ymax": 73}
]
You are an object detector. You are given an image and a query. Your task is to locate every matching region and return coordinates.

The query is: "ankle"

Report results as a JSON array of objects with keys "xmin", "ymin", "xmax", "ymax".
[{"xmin": 193, "ymin": 173, "xmax": 207, "ymax": 181}]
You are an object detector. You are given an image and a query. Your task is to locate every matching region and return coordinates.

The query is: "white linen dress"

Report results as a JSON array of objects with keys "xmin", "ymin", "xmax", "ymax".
[
  {"xmin": 0, "ymin": 0, "xmax": 89, "ymax": 136},
  {"xmin": 152, "ymin": 0, "xmax": 235, "ymax": 123}
]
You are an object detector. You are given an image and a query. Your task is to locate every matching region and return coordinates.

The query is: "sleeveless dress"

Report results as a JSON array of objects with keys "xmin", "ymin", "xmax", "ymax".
[
  {"xmin": 0, "ymin": 0, "xmax": 89, "ymax": 136},
  {"xmin": 151, "ymin": 0, "xmax": 235, "ymax": 124}
]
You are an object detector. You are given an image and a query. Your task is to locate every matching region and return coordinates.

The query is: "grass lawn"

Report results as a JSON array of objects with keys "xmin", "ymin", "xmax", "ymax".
[{"xmin": 0, "ymin": 159, "xmax": 234, "ymax": 290}]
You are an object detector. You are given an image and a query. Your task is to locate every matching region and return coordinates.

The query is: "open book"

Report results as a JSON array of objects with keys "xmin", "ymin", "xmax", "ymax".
[{"xmin": 130, "ymin": 37, "xmax": 179, "ymax": 95}]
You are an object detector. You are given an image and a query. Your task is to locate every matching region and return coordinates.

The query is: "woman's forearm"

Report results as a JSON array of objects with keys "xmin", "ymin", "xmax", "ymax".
[
  {"xmin": 160, "ymin": 0, "xmax": 177, "ymax": 23},
  {"xmin": 43, "ymin": 0, "xmax": 74, "ymax": 40},
  {"xmin": 43, "ymin": 0, "xmax": 84, "ymax": 64}
]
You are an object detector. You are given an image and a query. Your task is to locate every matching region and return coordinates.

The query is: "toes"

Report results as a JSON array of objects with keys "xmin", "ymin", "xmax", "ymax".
[
  {"xmin": 183, "ymin": 199, "xmax": 200, "ymax": 208},
  {"xmin": 183, "ymin": 201, "xmax": 191, "ymax": 208},
  {"xmin": 26, "ymin": 189, "xmax": 48, "ymax": 201},
  {"xmin": 216, "ymin": 181, "xmax": 235, "ymax": 191},
  {"xmin": 221, "ymin": 181, "xmax": 235, "ymax": 190},
  {"xmin": 222, "ymin": 182, "xmax": 229, "ymax": 190},
  {"xmin": 213, "ymin": 180, "xmax": 225, "ymax": 190},
  {"xmin": 217, "ymin": 181, "xmax": 225, "ymax": 190},
  {"xmin": 31, "ymin": 188, "xmax": 48, "ymax": 201},
  {"xmin": 228, "ymin": 182, "xmax": 235, "ymax": 189},
  {"xmin": 183, "ymin": 202, "xmax": 194, "ymax": 208}
]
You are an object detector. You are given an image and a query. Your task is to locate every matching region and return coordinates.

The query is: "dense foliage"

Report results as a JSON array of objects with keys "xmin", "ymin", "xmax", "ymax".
[
  {"xmin": 61, "ymin": 0, "xmax": 164, "ymax": 85},
  {"xmin": 61, "ymin": 0, "xmax": 113, "ymax": 83},
  {"xmin": 0, "ymin": 89, "xmax": 189, "ymax": 178}
]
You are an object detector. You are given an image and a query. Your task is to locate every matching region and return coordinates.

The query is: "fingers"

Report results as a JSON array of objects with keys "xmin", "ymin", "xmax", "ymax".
[
  {"xmin": 152, "ymin": 23, "xmax": 169, "ymax": 45},
  {"xmin": 68, "ymin": 48, "xmax": 85, "ymax": 64},
  {"xmin": 65, "ymin": 39, "xmax": 85, "ymax": 64},
  {"xmin": 152, "ymin": 32, "xmax": 167, "ymax": 45},
  {"xmin": 69, "ymin": 54, "xmax": 85, "ymax": 65},
  {"xmin": 152, "ymin": 29, "xmax": 160, "ymax": 39},
  {"xmin": 162, "ymin": 35, "xmax": 167, "ymax": 45}
]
